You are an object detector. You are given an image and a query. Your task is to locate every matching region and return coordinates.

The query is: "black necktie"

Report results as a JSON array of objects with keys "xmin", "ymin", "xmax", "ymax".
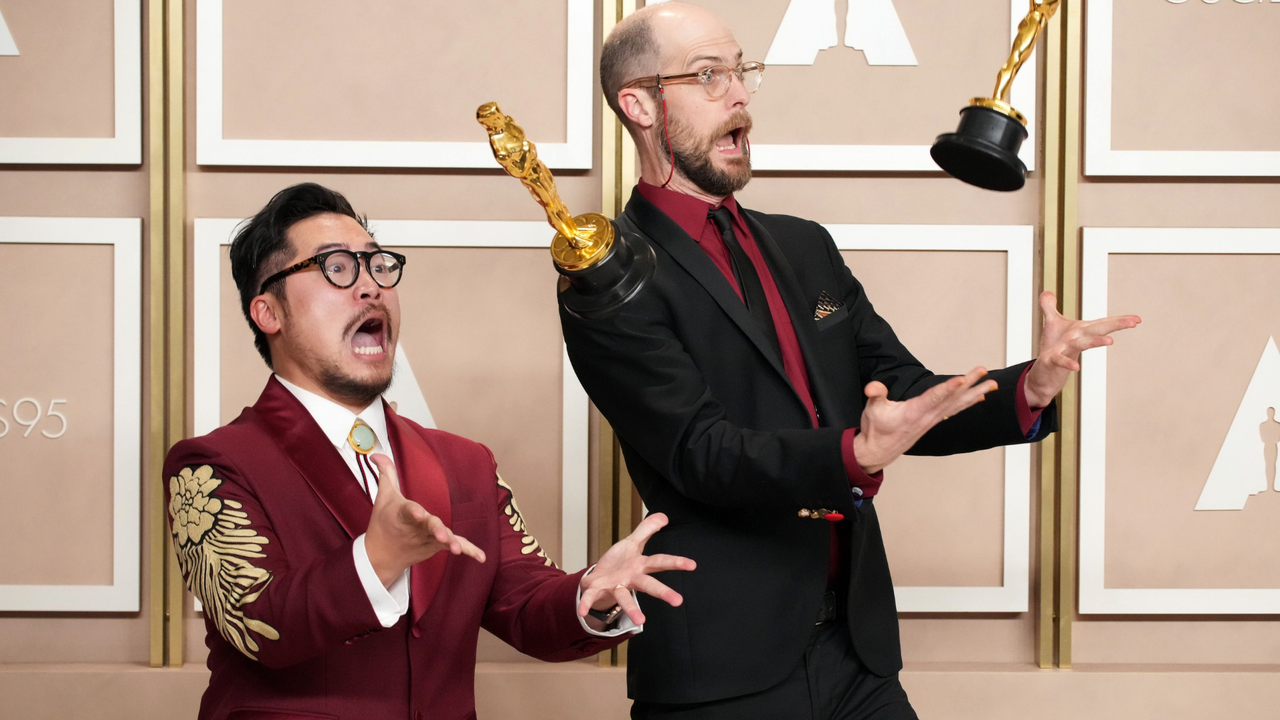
[{"xmin": 708, "ymin": 207, "xmax": 779, "ymax": 355}]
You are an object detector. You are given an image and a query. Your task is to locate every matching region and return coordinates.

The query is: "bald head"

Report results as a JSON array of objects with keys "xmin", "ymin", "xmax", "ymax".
[{"xmin": 600, "ymin": 3, "xmax": 737, "ymax": 128}]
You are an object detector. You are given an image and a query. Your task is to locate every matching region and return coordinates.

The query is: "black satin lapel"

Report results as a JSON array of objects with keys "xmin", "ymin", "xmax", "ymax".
[
  {"xmin": 624, "ymin": 190, "xmax": 789, "ymax": 383},
  {"xmin": 743, "ymin": 211, "xmax": 847, "ymax": 428}
]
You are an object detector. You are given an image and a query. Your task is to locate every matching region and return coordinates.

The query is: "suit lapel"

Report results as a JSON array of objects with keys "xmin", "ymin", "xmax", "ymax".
[
  {"xmin": 383, "ymin": 404, "xmax": 452, "ymax": 626},
  {"xmin": 252, "ymin": 377, "xmax": 372, "ymax": 538},
  {"xmin": 624, "ymin": 191, "xmax": 790, "ymax": 385},
  {"xmin": 742, "ymin": 211, "xmax": 847, "ymax": 428}
]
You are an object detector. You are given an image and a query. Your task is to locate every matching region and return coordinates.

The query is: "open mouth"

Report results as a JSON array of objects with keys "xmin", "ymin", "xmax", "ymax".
[
  {"xmin": 351, "ymin": 316, "xmax": 387, "ymax": 358},
  {"xmin": 715, "ymin": 126, "xmax": 745, "ymax": 154}
]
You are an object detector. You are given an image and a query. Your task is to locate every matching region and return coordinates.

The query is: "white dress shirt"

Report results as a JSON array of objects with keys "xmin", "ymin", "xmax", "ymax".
[{"xmin": 275, "ymin": 375, "xmax": 639, "ymax": 637}]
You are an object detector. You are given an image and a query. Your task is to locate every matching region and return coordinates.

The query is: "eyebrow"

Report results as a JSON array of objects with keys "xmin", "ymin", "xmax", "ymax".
[
  {"xmin": 312, "ymin": 240, "xmax": 382, "ymax": 254},
  {"xmin": 686, "ymin": 48, "xmax": 743, "ymax": 69}
]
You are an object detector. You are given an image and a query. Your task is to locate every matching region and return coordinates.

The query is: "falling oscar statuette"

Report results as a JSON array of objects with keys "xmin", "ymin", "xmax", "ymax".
[
  {"xmin": 931, "ymin": 0, "xmax": 1061, "ymax": 192},
  {"xmin": 477, "ymin": 102, "xmax": 654, "ymax": 318}
]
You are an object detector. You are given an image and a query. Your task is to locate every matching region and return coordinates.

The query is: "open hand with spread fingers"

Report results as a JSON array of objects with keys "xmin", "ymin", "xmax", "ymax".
[
  {"xmin": 852, "ymin": 366, "xmax": 999, "ymax": 475},
  {"xmin": 1024, "ymin": 291, "xmax": 1141, "ymax": 409},
  {"xmin": 578, "ymin": 512, "xmax": 696, "ymax": 628},
  {"xmin": 363, "ymin": 453, "xmax": 487, "ymax": 588}
]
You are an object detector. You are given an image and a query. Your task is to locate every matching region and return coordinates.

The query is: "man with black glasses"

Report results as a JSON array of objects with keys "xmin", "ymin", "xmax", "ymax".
[
  {"xmin": 163, "ymin": 182, "xmax": 695, "ymax": 720},
  {"xmin": 560, "ymin": 3, "xmax": 1141, "ymax": 718}
]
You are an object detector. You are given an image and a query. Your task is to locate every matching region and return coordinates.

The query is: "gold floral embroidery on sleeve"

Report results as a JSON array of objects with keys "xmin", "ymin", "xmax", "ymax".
[
  {"xmin": 496, "ymin": 474, "xmax": 556, "ymax": 568},
  {"xmin": 169, "ymin": 465, "xmax": 280, "ymax": 660}
]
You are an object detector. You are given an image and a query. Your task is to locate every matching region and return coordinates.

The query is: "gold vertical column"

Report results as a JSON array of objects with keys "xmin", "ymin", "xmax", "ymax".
[
  {"xmin": 1054, "ymin": 0, "xmax": 1084, "ymax": 670},
  {"xmin": 596, "ymin": 0, "xmax": 638, "ymax": 669},
  {"xmin": 1036, "ymin": 0, "xmax": 1065, "ymax": 671},
  {"xmin": 163, "ymin": 0, "xmax": 187, "ymax": 668},
  {"xmin": 147, "ymin": 0, "xmax": 168, "ymax": 669}
]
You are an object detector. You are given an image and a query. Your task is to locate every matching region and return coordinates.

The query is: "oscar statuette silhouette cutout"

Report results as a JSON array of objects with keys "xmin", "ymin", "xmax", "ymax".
[
  {"xmin": 931, "ymin": 0, "xmax": 1061, "ymax": 192},
  {"xmin": 478, "ymin": 102, "xmax": 654, "ymax": 318}
]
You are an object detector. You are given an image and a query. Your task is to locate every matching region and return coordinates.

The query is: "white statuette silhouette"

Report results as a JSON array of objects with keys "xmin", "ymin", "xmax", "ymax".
[
  {"xmin": 1196, "ymin": 336, "xmax": 1280, "ymax": 511},
  {"xmin": 0, "ymin": 9, "xmax": 18, "ymax": 56},
  {"xmin": 766, "ymin": 0, "xmax": 917, "ymax": 67},
  {"xmin": 383, "ymin": 343, "xmax": 437, "ymax": 429}
]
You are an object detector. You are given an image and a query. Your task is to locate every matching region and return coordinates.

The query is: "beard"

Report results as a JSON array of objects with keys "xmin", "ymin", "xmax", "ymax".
[
  {"xmin": 662, "ymin": 109, "xmax": 754, "ymax": 197},
  {"xmin": 285, "ymin": 302, "xmax": 396, "ymax": 409}
]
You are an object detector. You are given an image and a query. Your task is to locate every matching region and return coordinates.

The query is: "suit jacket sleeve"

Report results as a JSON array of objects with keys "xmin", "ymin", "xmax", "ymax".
[
  {"xmin": 818, "ymin": 223, "xmax": 1057, "ymax": 455},
  {"xmin": 479, "ymin": 451, "xmax": 625, "ymax": 661},
  {"xmin": 164, "ymin": 438, "xmax": 382, "ymax": 670},
  {"xmin": 561, "ymin": 289, "xmax": 856, "ymax": 515}
]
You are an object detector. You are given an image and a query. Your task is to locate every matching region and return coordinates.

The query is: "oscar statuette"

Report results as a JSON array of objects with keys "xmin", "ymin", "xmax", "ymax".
[
  {"xmin": 931, "ymin": 0, "xmax": 1061, "ymax": 192},
  {"xmin": 477, "ymin": 102, "xmax": 654, "ymax": 318}
]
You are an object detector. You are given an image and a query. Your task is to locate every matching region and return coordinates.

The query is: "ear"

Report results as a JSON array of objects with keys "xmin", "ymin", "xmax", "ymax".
[
  {"xmin": 249, "ymin": 293, "xmax": 284, "ymax": 337},
  {"xmin": 618, "ymin": 87, "xmax": 658, "ymax": 130}
]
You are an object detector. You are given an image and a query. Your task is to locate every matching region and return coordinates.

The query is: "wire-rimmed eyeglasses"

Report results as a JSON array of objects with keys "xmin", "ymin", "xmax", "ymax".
[
  {"xmin": 623, "ymin": 61, "xmax": 765, "ymax": 100},
  {"xmin": 258, "ymin": 249, "xmax": 407, "ymax": 296}
]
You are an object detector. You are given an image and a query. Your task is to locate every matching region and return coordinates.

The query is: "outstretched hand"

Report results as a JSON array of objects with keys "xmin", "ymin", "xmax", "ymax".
[
  {"xmin": 578, "ymin": 512, "xmax": 696, "ymax": 627},
  {"xmin": 1024, "ymin": 291, "xmax": 1141, "ymax": 408},
  {"xmin": 363, "ymin": 454, "xmax": 486, "ymax": 588},
  {"xmin": 853, "ymin": 367, "xmax": 998, "ymax": 475}
]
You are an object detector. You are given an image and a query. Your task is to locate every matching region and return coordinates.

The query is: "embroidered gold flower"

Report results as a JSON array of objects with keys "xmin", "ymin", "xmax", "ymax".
[
  {"xmin": 497, "ymin": 474, "xmax": 556, "ymax": 568},
  {"xmin": 168, "ymin": 464, "xmax": 280, "ymax": 660},
  {"xmin": 170, "ymin": 465, "xmax": 223, "ymax": 547}
]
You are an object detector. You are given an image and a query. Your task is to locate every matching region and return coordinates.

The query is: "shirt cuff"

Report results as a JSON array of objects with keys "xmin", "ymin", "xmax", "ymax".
[
  {"xmin": 575, "ymin": 565, "xmax": 642, "ymax": 637},
  {"xmin": 841, "ymin": 427, "xmax": 884, "ymax": 500},
  {"xmin": 1016, "ymin": 362, "xmax": 1046, "ymax": 439},
  {"xmin": 353, "ymin": 533, "xmax": 410, "ymax": 628}
]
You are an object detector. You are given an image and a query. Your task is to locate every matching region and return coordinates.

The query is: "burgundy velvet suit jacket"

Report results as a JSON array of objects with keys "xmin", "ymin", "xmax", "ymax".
[{"xmin": 163, "ymin": 377, "xmax": 623, "ymax": 720}]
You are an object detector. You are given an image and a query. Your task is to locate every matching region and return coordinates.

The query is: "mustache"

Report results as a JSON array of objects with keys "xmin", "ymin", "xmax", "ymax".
[
  {"xmin": 705, "ymin": 111, "xmax": 753, "ymax": 149},
  {"xmin": 343, "ymin": 304, "xmax": 393, "ymax": 339}
]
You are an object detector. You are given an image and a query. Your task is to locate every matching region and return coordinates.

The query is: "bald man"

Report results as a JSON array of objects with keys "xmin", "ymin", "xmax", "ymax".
[{"xmin": 558, "ymin": 4, "xmax": 1139, "ymax": 719}]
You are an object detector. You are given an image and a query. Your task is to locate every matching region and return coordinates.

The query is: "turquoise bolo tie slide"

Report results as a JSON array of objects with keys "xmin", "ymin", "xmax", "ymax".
[{"xmin": 349, "ymin": 421, "xmax": 377, "ymax": 455}]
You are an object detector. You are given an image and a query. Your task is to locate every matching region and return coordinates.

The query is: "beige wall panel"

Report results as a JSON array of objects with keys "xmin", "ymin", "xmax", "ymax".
[
  {"xmin": 685, "ymin": 0, "xmax": 1015, "ymax": 147},
  {"xmin": 844, "ymin": 250, "xmax": 1007, "ymax": 588},
  {"xmin": 220, "ymin": 0, "xmax": 569, "ymax": 143},
  {"xmin": 0, "ymin": 244, "xmax": 114, "ymax": 586},
  {"xmin": 1077, "ymin": 183, "xmax": 1280, "ymax": 228},
  {"xmin": 1102, "ymin": 253, "xmax": 1280, "ymax": 589},
  {"xmin": 839, "ymin": 249, "xmax": 1035, "ymax": 663},
  {"xmin": 1073, "ymin": 616, "xmax": 1280, "ymax": 664},
  {"xmin": 0, "ymin": 0, "xmax": 115, "ymax": 138},
  {"xmin": 737, "ymin": 177, "xmax": 1042, "ymax": 227},
  {"xmin": 1111, "ymin": 0, "xmax": 1280, "ymax": 153}
]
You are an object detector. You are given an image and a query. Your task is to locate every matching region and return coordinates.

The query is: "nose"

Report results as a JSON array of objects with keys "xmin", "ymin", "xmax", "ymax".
[
  {"xmin": 725, "ymin": 72, "xmax": 750, "ymax": 109},
  {"xmin": 351, "ymin": 258, "xmax": 382, "ymax": 301}
]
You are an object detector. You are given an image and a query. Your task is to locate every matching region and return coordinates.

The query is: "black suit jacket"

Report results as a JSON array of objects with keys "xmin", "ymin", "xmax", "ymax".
[{"xmin": 559, "ymin": 189, "xmax": 1057, "ymax": 705}]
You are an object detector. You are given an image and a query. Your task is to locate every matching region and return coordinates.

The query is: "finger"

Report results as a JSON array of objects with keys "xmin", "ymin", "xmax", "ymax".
[
  {"xmin": 453, "ymin": 534, "xmax": 487, "ymax": 564},
  {"xmin": 926, "ymin": 367, "xmax": 987, "ymax": 407},
  {"xmin": 946, "ymin": 379, "xmax": 998, "ymax": 415},
  {"xmin": 625, "ymin": 512, "xmax": 670, "ymax": 548},
  {"xmin": 369, "ymin": 454, "xmax": 403, "ymax": 500},
  {"xmin": 422, "ymin": 513, "xmax": 453, "ymax": 547},
  {"xmin": 1039, "ymin": 291, "xmax": 1062, "ymax": 321},
  {"xmin": 577, "ymin": 586, "xmax": 603, "ymax": 617},
  {"xmin": 1081, "ymin": 314, "xmax": 1141, "ymax": 337},
  {"xmin": 863, "ymin": 381, "xmax": 889, "ymax": 403},
  {"xmin": 614, "ymin": 585, "xmax": 646, "ymax": 626},
  {"xmin": 397, "ymin": 499, "xmax": 429, "ymax": 526},
  {"xmin": 629, "ymin": 575, "xmax": 683, "ymax": 608},
  {"xmin": 1067, "ymin": 335, "xmax": 1113, "ymax": 354},
  {"xmin": 643, "ymin": 554, "xmax": 697, "ymax": 573}
]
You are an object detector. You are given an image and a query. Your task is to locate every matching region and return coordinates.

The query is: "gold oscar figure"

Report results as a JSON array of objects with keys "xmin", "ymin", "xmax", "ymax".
[
  {"xmin": 931, "ymin": 0, "xmax": 1062, "ymax": 192},
  {"xmin": 476, "ymin": 102, "xmax": 614, "ymax": 271}
]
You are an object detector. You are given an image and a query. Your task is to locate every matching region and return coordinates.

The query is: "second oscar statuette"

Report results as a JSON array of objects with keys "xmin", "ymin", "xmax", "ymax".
[{"xmin": 931, "ymin": 0, "xmax": 1061, "ymax": 192}]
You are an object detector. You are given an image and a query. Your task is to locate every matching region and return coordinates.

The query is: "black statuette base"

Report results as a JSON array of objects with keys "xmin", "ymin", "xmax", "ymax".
[
  {"xmin": 557, "ymin": 221, "xmax": 655, "ymax": 320},
  {"xmin": 931, "ymin": 105, "xmax": 1029, "ymax": 193}
]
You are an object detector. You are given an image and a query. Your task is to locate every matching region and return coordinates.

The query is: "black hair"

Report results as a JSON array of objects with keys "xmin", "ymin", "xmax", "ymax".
[{"xmin": 228, "ymin": 182, "xmax": 369, "ymax": 368}]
